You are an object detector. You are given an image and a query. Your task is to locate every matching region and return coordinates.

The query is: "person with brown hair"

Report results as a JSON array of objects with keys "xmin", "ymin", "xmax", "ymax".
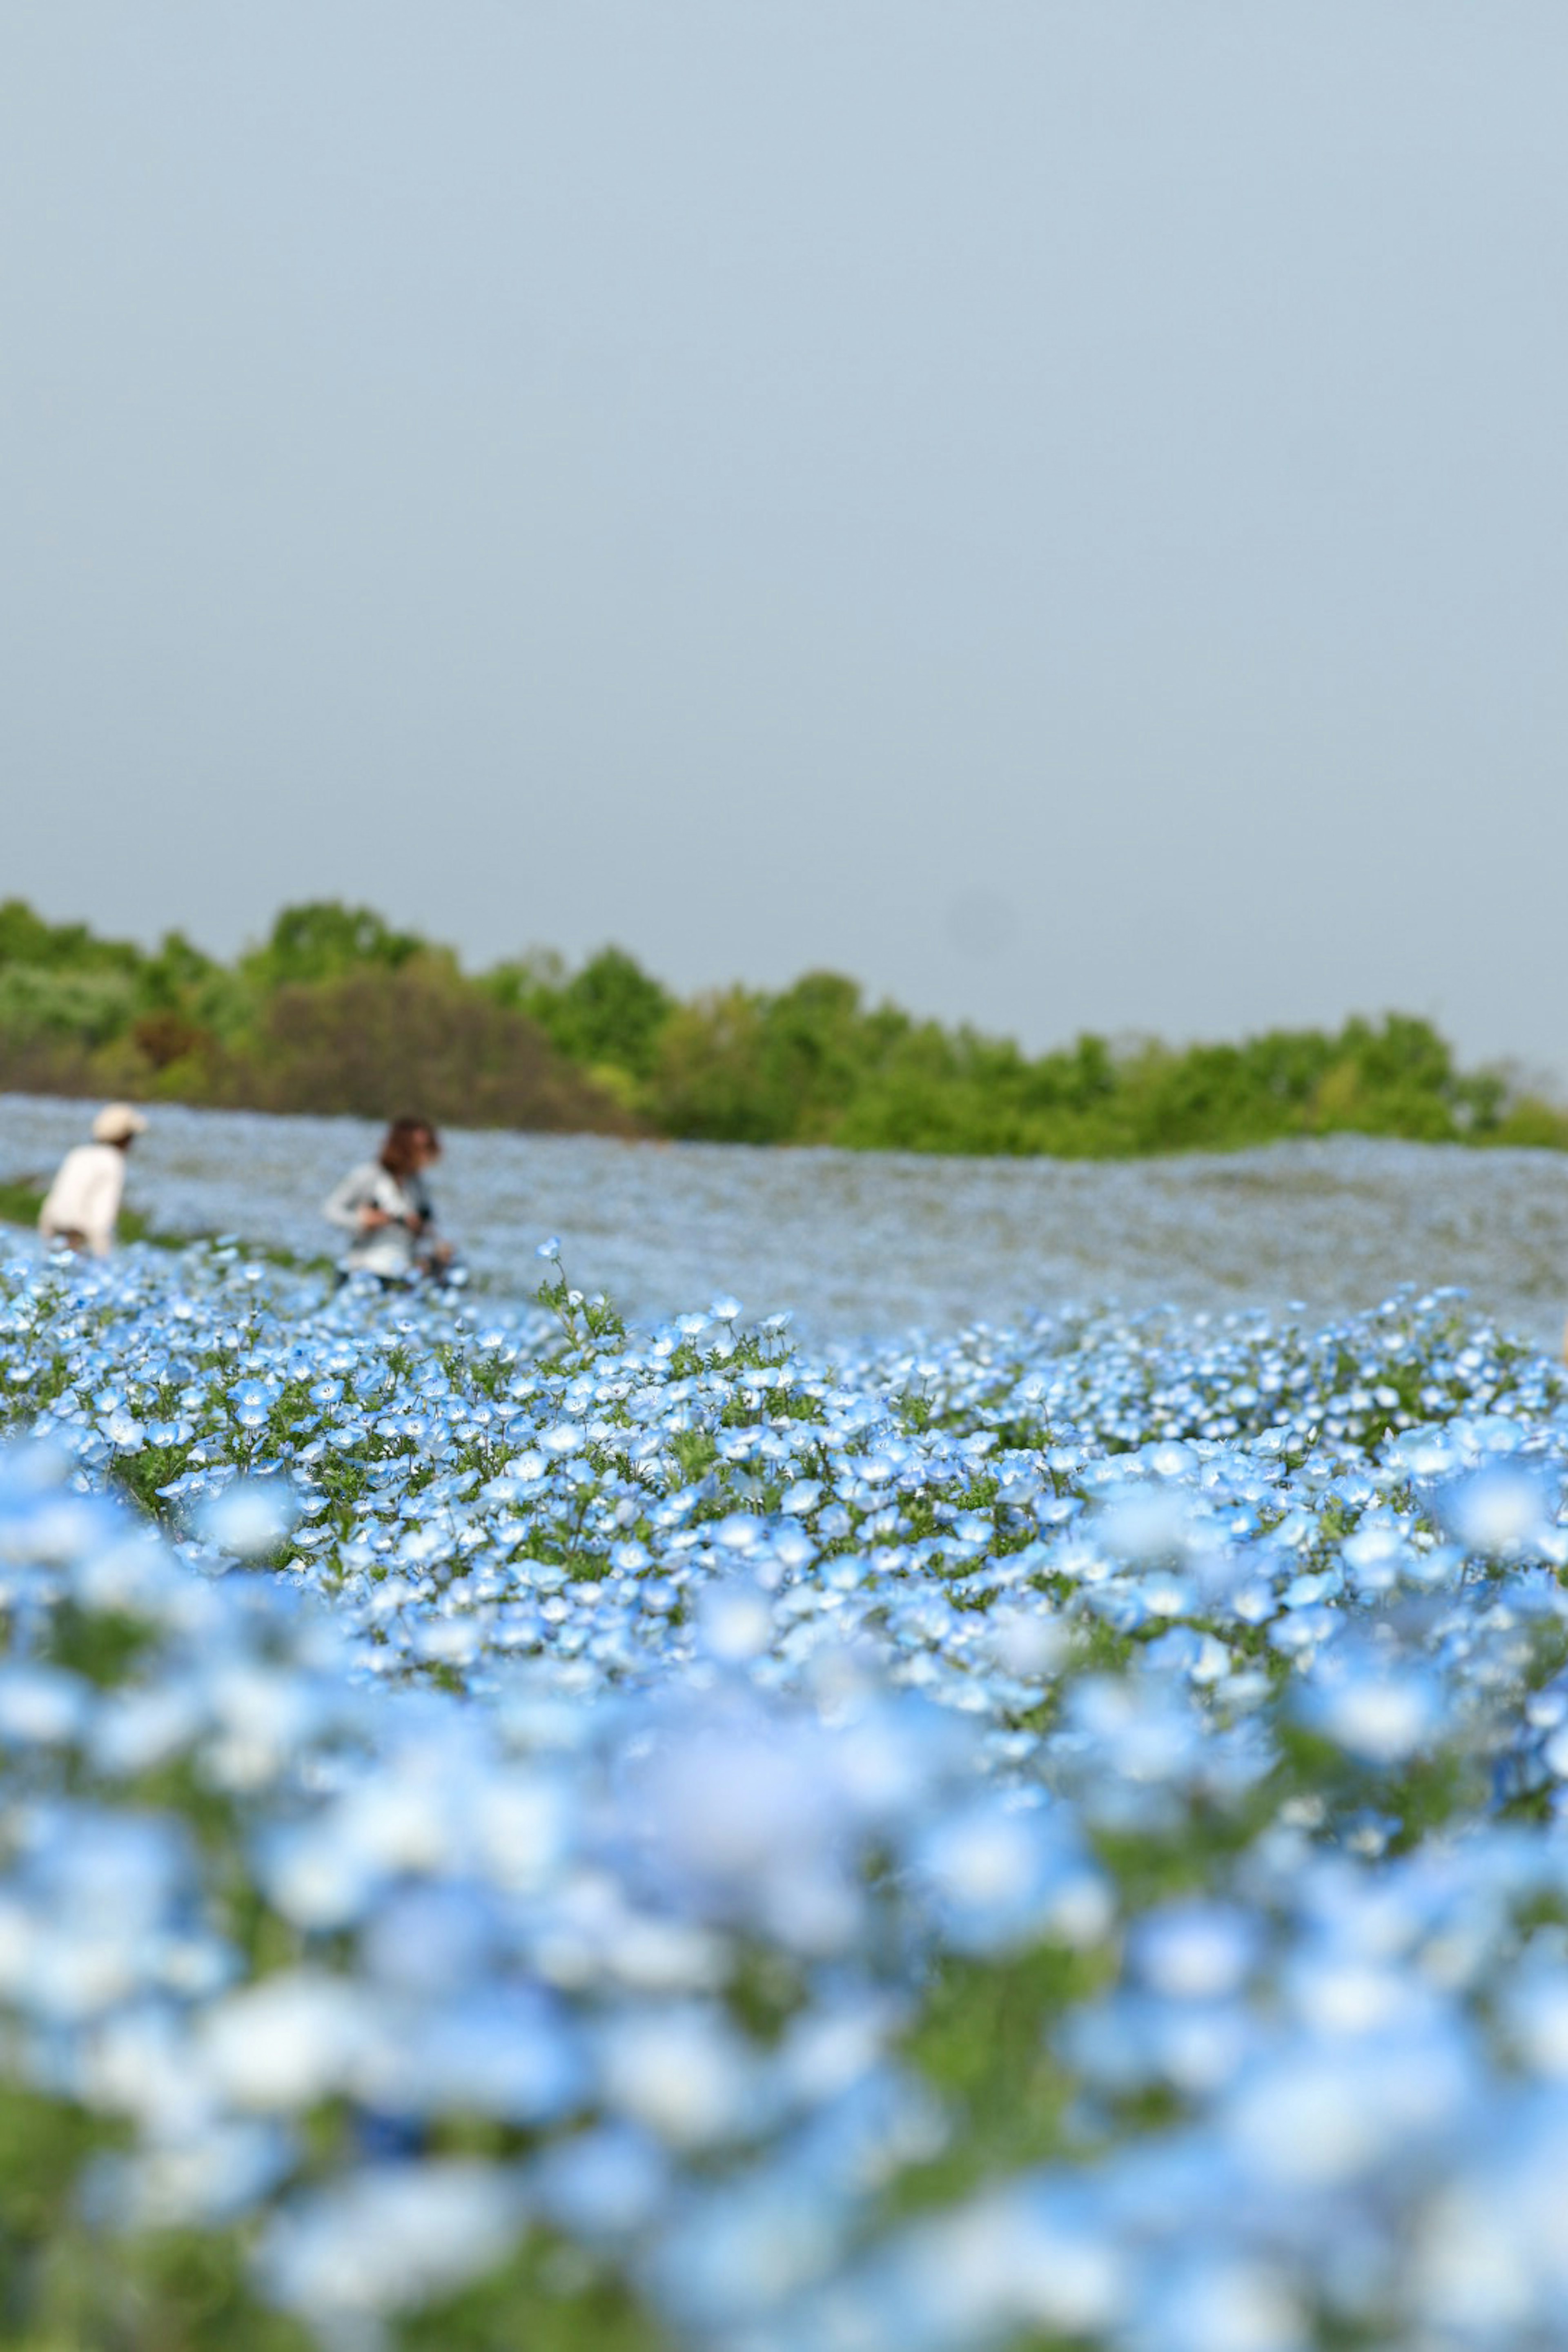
[{"xmin": 323, "ymin": 1117, "xmax": 453, "ymax": 1284}]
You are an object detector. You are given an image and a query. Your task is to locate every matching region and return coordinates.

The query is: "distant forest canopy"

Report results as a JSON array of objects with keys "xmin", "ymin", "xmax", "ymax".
[{"xmin": 1, "ymin": 895, "xmax": 1564, "ymax": 1158}]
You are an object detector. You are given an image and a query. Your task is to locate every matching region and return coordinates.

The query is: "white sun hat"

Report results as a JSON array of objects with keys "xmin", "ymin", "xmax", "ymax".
[{"xmin": 91, "ymin": 1103, "xmax": 150, "ymax": 1144}]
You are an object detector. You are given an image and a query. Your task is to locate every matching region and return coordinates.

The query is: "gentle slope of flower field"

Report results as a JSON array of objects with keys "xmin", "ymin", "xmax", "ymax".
[{"xmin": 10, "ymin": 1092, "xmax": 1568, "ymax": 1348}]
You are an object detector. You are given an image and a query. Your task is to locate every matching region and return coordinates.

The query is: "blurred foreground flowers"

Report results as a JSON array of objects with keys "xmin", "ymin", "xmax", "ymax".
[{"xmin": 3, "ymin": 1239, "xmax": 1568, "ymax": 2346}]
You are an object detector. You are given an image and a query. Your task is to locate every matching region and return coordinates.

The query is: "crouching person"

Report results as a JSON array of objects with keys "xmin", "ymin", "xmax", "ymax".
[{"xmin": 324, "ymin": 1116, "xmax": 454, "ymax": 1287}]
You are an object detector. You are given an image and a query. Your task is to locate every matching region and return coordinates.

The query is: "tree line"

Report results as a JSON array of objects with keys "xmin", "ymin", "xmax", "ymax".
[{"xmin": 2, "ymin": 895, "xmax": 1563, "ymax": 1157}]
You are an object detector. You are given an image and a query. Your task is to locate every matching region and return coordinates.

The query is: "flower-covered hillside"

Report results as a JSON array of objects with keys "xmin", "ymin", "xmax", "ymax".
[{"xmin": 1, "ymin": 1241, "xmax": 1568, "ymax": 2348}]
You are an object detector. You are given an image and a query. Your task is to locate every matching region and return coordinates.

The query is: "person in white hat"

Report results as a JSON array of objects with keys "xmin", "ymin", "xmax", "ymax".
[{"xmin": 37, "ymin": 1104, "xmax": 149, "ymax": 1256}]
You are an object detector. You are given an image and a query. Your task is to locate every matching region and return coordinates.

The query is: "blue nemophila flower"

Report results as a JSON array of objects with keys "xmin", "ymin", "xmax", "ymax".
[
  {"xmin": 1439, "ymin": 1463, "xmax": 1556, "ymax": 1562},
  {"xmin": 698, "ymin": 1579, "xmax": 773, "ymax": 1664},
  {"xmin": 196, "ymin": 1477, "xmax": 301, "ymax": 1558},
  {"xmin": 1303, "ymin": 1648, "xmax": 1444, "ymax": 1766},
  {"xmin": 230, "ymin": 1381, "xmax": 271, "ymax": 1430},
  {"xmin": 531, "ymin": 2122, "xmax": 669, "ymax": 2242},
  {"xmin": 912, "ymin": 1796, "xmax": 1111, "ymax": 1956},
  {"xmin": 259, "ymin": 2160, "xmax": 526, "ymax": 2327}
]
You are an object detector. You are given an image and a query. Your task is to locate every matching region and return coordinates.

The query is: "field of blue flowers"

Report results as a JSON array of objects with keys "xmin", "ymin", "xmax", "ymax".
[{"xmin": 3, "ymin": 1233, "xmax": 1568, "ymax": 2349}]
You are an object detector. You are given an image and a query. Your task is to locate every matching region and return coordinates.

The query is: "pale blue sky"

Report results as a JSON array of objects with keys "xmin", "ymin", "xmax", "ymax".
[{"xmin": 2, "ymin": 5, "xmax": 1564, "ymax": 1073}]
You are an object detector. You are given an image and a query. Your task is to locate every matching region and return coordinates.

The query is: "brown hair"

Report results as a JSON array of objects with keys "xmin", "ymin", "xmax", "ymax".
[{"xmin": 379, "ymin": 1116, "xmax": 439, "ymax": 1179}]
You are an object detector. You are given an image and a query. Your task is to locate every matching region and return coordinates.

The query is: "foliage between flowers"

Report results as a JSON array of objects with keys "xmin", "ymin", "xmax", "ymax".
[
  {"xmin": 4, "ymin": 1237, "xmax": 1568, "ymax": 2346},
  {"xmin": 0, "ymin": 1176, "xmax": 332, "ymax": 1277},
  {"xmin": 4, "ymin": 893, "xmax": 1566, "ymax": 1156}
]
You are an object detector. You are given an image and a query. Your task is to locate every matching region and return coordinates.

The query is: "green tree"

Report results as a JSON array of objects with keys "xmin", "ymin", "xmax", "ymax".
[
  {"xmin": 0, "ymin": 897, "xmax": 142, "ymax": 975},
  {"xmin": 241, "ymin": 902, "xmax": 430, "ymax": 991},
  {"xmin": 646, "ymin": 988, "xmax": 780, "ymax": 1141},
  {"xmin": 532, "ymin": 949, "xmax": 673, "ymax": 1078}
]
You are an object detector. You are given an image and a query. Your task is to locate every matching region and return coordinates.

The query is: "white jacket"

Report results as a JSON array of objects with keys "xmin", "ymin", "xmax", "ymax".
[
  {"xmin": 38, "ymin": 1143, "xmax": 127, "ymax": 1256},
  {"xmin": 323, "ymin": 1161, "xmax": 434, "ymax": 1278}
]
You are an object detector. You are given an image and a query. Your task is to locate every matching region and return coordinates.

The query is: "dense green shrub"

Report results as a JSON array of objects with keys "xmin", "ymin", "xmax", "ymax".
[
  {"xmin": 0, "ymin": 963, "xmax": 139, "ymax": 1046},
  {"xmin": 231, "ymin": 964, "xmax": 641, "ymax": 1133}
]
